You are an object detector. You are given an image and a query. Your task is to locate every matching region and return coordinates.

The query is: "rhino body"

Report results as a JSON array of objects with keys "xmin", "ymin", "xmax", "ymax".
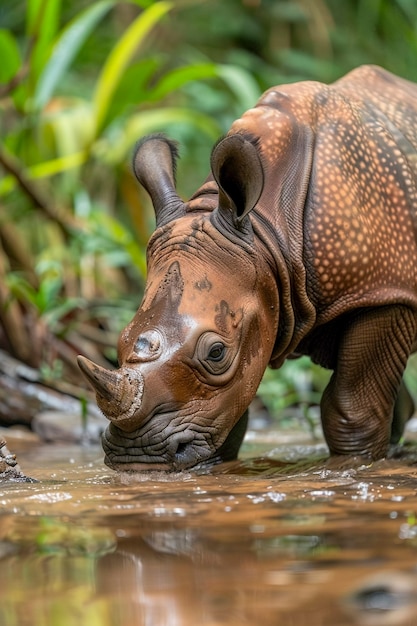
[{"xmin": 78, "ymin": 65, "xmax": 417, "ymax": 471}]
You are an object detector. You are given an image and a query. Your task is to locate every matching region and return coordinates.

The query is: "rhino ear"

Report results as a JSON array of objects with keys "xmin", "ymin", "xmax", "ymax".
[
  {"xmin": 133, "ymin": 134, "xmax": 185, "ymax": 227},
  {"xmin": 210, "ymin": 134, "xmax": 264, "ymax": 231}
]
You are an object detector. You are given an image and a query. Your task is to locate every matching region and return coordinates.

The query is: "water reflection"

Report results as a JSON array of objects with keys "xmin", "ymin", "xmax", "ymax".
[{"xmin": 0, "ymin": 438, "xmax": 417, "ymax": 625}]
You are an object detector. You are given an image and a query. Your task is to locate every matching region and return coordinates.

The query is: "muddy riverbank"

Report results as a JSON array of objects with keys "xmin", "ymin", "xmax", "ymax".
[{"xmin": 1, "ymin": 428, "xmax": 417, "ymax": 626}]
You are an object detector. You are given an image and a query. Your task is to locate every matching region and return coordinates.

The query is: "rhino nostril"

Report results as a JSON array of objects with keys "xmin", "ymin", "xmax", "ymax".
[
  {"xmin": 169, "ymin": 433, "xmax": 195, "ymax": 465},
  {"xmin": 174, "ymin": 442, "xmax": 197, "ymax": 468},
  {"xmin": 175, "ymin": 442, "xmax": 190, "ymax": 458}
]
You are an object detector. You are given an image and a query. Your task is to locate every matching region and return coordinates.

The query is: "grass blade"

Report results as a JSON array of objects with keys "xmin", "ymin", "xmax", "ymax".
[
  {"xmin": 92, "ymin": 1, "xmax": 173, "ymax": 136},
  {"xmin": 26, "ymin": 0, "xmax": 62, "ymax": 86},
  {"xmin": 0, "ymin": 30, "xmax": 21, "ymax": 83},
  {"xmin": 34, "ymin": 0, "xmax": 115, "ymax": 110},
  {"xmin": 147, "ymin": 63, "xmax": 218, "ymax": 101}
]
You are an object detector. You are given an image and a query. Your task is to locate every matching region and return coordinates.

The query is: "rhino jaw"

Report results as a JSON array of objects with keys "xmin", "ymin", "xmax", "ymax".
[{"xmin": 77, "ymin": 355, "xmax": 144, "ymax": 428}]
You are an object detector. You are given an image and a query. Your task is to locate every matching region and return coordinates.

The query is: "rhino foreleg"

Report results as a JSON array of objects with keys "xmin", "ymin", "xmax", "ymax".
[
  {"xmin": 391, "ymin": 379, "xmax": 415, "ymax": 444},
  {"xmin": 320, "ymin": 305, "xmax": 416, "ymax": 460},
  {"xmin": 215, "ymin": 410, "xmax": 249, "ymax": 463}
]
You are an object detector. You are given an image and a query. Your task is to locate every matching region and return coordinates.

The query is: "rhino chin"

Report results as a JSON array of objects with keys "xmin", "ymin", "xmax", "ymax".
[
  {"xmin": 101, "ymin": 423, "xmax": 216, "ymax": 472},
  {"xmin": 101, "ymin": 411, "xmax": 249, "ymax": 473}
]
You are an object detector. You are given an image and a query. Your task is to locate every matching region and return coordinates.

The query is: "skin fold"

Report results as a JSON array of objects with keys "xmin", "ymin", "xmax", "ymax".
[{"xmin": 78, "ymin": 65, "xmax": 417, "ymax": 471}]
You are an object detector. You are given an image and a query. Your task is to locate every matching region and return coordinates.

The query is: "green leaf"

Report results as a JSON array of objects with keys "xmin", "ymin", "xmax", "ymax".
[
  {"xmin": 43, "ymin": 297, "xmax": 85, "ymax": 329},
  {"xmin": 103, "ymin": 57, "xmax": 161, "ymax": 124},
  {"xmin": 26, "ymin": 0, "xmax": 62, "ymax": 87},
  {"xmin": 90, "ymin": 212, "xmax": 147, "ymax": 277},
  {"xmin": 34, "ymin": 0, "xmax": 115, "ymax": 110},
  {"xmin": 92, "ymin": 1, "xmax": 173, "ymax": 136},
  {"xmin": 147, "ymin": 63, "xmax": 219, "ymax": 101},
  {"xmin": 0, "ymin": 30, "xmax": 21, "ymax": 84},
  {"xmin": 98, "ymin": 107, "xmax": 221, "ymax": 165},
  {"xmin": 37, "ymin": 279, "xmax": 61, "ymax": 314},
  {"xmin": 125, "ymin": 107, "xmax": 221, "ymax": 139},
  {"xmin": 216, "ymin": 64, "xmax": 261, "ymax": 112},
  {"xmin": 103, "ymin": 60, "xmax": 219, "ymax": 129},
  {"xmin": 6, "ymin": 274, "xmax": 39, "ymax": 310},
  {"xmin": 26, "ymin": 0, "xmax": 61, "ymax": 38}
]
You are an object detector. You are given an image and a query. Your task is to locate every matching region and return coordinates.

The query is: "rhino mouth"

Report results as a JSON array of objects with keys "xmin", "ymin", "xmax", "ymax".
[
  {"xmin": 102, "ymin": 422, "xmax": 218, "ymax": 472},
  {"xmin": 101, "ymin": 410, "xmax": 249, "ymax": 472}
]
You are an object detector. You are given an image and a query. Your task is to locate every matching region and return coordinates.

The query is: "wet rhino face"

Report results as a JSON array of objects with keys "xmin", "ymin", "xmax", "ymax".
[
  {"xmin": 78, "ymin": 133, "xmax": 278, "ymax": 470},
  {"xmin": 79, "ymin": 215, "xmax": 278, "ymax": 470}
]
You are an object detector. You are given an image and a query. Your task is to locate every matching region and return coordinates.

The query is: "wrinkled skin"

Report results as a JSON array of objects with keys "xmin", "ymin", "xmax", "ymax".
[
  {"xmin": 96, "ymin": 216, "xmax": 277, "ymax": 470},
  {"xmin": 79, "ymin": 65, "xmax": 417, "ymax": 471}
]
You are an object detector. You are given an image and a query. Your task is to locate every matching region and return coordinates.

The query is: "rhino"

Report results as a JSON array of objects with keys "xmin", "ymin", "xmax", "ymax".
[{"xmin": 78, "ymin": 65, "xmax": 417, "ymax": 471}]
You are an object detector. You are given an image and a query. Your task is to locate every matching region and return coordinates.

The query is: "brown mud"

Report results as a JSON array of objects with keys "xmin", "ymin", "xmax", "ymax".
[{"xmin": 1, "ymin": 432, "xmax": 417, "ymax": 625}]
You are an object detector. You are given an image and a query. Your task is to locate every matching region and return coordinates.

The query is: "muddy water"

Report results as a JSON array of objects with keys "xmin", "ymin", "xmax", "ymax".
[{"xmin": 1, "ymin": 434, "xmax": 417, "ymax": 626}]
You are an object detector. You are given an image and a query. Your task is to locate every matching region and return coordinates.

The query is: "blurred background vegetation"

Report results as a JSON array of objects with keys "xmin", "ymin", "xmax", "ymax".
[{"xmin": 1, "ymin": 0, "xmax": 417, "ymax": 432}]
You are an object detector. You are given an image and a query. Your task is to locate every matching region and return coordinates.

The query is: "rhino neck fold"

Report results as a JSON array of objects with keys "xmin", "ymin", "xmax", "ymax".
[{"xmin": 251, "ymin": 212, "xmax": 317, "ymax": 368}]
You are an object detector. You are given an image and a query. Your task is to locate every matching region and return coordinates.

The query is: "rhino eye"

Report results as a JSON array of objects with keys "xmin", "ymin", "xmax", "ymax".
[
  {"xmin": 207, "ymin": 342, "xmax": 225, "ymax": 362},
  {"xmin": 132, "ymin": 329, "xmax": 162, "ymax": 361},
  {"xmin": 195, "ymin": 333, "xmax": 232, "ymax": 375}
]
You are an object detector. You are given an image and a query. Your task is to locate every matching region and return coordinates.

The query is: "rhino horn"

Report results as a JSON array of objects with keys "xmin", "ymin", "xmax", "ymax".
[
  {"xmin": 77, "ymin": 356, "xmax": 144, "ymax": 427},
  {"xmin": 133, "ymin": 134, "xmax": 185, "ymax": 228}
]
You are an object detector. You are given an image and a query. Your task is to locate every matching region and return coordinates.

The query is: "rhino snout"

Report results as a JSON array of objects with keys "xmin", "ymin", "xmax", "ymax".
[
  {"xmin": 77, "ymin": 356, "xmax": 144, "ymax": 427},
  {"xmin": 102, "ymin": 422, "xmax": 215, "ymax": 471}
]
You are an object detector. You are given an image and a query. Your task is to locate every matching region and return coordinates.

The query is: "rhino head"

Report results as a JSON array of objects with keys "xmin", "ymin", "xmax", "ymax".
[{"xmin": 78, "ymin": 134, "xmax": 279, "ymax": 471}]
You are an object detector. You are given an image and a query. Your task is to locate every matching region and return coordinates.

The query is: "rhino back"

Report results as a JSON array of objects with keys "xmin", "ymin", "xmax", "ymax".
[
  {"xmin": 304, "ymin": 66, "xmax": 417, "ymax": 322},
  {"xmin": 187, "ymin": 66, "xmax": 417, "ymax": 328},
  {"xmin": 335, "ymin": 65, "xmax": 417, "ymax": 163},
  {"xmin": 226, "ymin": 67, "xmax": 417, "ymax": 331}
]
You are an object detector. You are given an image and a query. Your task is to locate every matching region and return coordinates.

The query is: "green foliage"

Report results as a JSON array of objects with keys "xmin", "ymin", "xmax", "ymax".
[
  {"xmin": 404, "ymin": 354, "xmax": 417, "ymax": 403},
  {"xmin": 0, "ymin": 29, "xmax": 21, "ymax": 83},
  {"xmin": 33, "ymin": 1, "xmax": 116, "ymax": 111},
  {"xmin": 0, "ymin": 0, "xmax": 239, "ymax": 375},
  {"xmin": 6, "ymin": 259, "xmax": 82, "ymax": 323},
  {"xmin": 258, "ymin": 358, "xmax": 330, "ymax": 434}
]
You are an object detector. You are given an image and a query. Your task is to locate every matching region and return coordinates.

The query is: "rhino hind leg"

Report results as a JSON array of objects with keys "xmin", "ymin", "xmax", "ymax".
[
  {"xmin": 391, "ymin": 379, "xmax": 415, "ymax": 444},
  {"xmin": 320, "ymin": 305, "xmax": 416, "ymax": 460}
]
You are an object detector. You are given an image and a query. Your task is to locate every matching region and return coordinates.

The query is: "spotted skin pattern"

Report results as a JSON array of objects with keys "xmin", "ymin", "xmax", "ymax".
[
  {"xmin": 192, "ymin": 65, "xmax": 417, "ymax": 459},
  {"xmin": 80, "ymin": 65, "xmax": 417, "ymax": 468},
  {"xmin": 231, "ymin": 66, "xmax": 417, "ymax": 321}
]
